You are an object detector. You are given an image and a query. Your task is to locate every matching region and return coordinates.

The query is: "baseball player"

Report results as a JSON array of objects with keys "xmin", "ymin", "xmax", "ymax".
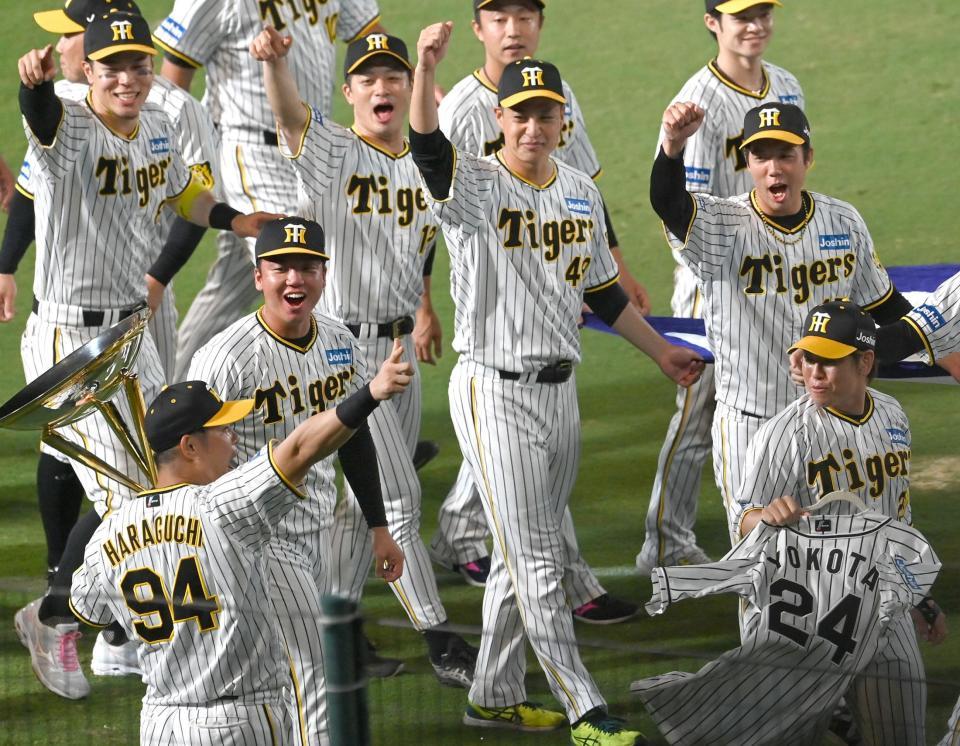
[
  {"xmin": 637, "ymin": 0, "xmax": 806, "ymax": 574},
  {"xmin": 424, "ymin": 0, "xmax": 641, "ymax": 625},
  {"xmin": 410, "ymin": 22, "xmax": 703, "ymax": 743},
  {"xmin": 734, "ymin": 301, "xmax": 948, "ymax": 745},
  {"xmin": 152, "ymin": 0, "xmax": 384, "ymax": 380},
  {"xmin": 1, "ymin": 6, "xmax": 220, "ymax": 678},
  {"xmin": 632, "ymin": 510, "xmax": 942, "ymax": 745},
  {"xmin": 187, "ymin": 217, "xmax": 405, "ymax": 745},
  {"xmin": 67, "ymin": 367, "xmax": 408, "ymax": 745},
  {"xmin": 251, "ymin": 27, "xmax": 479, "ymax": 685},
  {"xmin": 652, "ymin": 101, "xmax": 914, "ymax": 541},
  {"xmin": 11, "ymin": 13, "xmax": 277, "ymax": 700},
  {"xmin": 942, "ymin": 703, "xmax": 960, "ymax": 746}
]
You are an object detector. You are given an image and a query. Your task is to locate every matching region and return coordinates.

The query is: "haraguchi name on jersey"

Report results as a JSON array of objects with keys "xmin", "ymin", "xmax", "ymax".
[
  {"xmin": 102, "ymin": 514, "xmax": 204, "ymax": 568},
  {"xmin": 497, "ymin": 207, "xmax": 594, "ymax": 261},
  {"xmin": 739, "ymin": 251, "xmax": 856, "ymax": 304},
  {"xmin": 346, "ymin": 174, "xmax": 428, "ymax": 227},
  {"xmin": 255, "ymin": 368, "xmax": 357, "ymax": 426},
  {"xmin": 96, "ymin": 155, "xmax": 172, "ymax": 207},
  {"xmin": 808, "ymin": 446, "xmax": 911, "ymax": 498},
  {"xmin": 769, "ymin": 542, "xmax": 881, "ymax": 591}
]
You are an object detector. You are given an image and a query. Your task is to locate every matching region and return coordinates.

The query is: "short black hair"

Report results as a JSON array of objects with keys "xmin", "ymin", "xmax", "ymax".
[
  {"xmin": 474, "ymin": 0, "xmax": 545, "ymax": 24},
  {"xmin": 744, "ymin": 141, "xmax": 812, "ymax": 161},
  {"xmin": 344, "ymin": 58, "xmax": 413, "ymax": 83}
]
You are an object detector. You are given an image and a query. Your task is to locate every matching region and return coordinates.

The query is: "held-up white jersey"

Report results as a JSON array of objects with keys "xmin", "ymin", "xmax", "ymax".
[
  {"xmin": 425, "ymin": 150, "xmax": 619, "ymax": 371},
  {"xmin": 659, "ymin": 60, "xmax": 804, "ymax": 197},
  {"xmin": 439, "ymin": 70, "xmax": 601, "ymax": 177},
  {"xmin": 70, "ymin": 447, "xmax": 299, "ymax": 705},
  {"xmin": 25, "ymin": 95, "xmax": 190, "ymax": 309},
  {"xmin": 153, "ymin": 0, "xmax": 380, "ymax": 136},
  {"xmin": 188, "ymin": 309, "xmax": 367, "ymax": 530},
  {"xmin": 736, "ymin": 389, "xmax": 913, "ymax": 528},
  {"xmin": 632, "ymin": 513, "xmax": 941, "ymax": 746},
  {"xmin": 282, "ymin": 107, "xmax": 438, "ymax": 324},
  {"xmin": 904, "ymin": 270, "xmax": 960, "ymax": 362},
  {"xmin": 668, "ymin": 191, "xmax": 892, "ymax": 417}
]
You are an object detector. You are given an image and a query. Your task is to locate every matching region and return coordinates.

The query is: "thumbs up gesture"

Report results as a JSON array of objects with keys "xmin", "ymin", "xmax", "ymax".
[{"xmin": 370, "ymin": 337, "xmax": 414, "ymax": 400}]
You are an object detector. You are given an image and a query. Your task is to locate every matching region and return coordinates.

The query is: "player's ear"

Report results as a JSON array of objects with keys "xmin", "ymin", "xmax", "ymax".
[
  {"xmin": 253, "ymin": 263, "xmax": 264, "ymax": 292},
  {"xmin": 804, "ymin": 146, "xmax": 815, "ymax": 168},
  {"xmin": 341, "ymin": 80, "xmax": 354, "ymax": 105},
  {"xmin": 704, "ymin": 13, "xmax": 720, "ymax": 35},
  {"xmin": 82, "ymin": 60, "xmax": 95, "ymax": 85}
]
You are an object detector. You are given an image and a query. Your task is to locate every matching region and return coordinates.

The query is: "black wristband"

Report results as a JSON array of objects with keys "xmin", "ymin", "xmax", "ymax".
[
  {"xmin": 915, "ymin": 596, "xmax": 941, "ymax": 626},
  {"xmin": 335, "ymin": 384, "xmax": 380, "ymax": 429},
  {"xmin": 209, "ymin": 202, "xmax": 242, "ymax": 231}
]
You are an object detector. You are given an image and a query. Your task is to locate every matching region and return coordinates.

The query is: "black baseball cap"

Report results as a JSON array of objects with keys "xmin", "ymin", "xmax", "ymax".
[
  {"xmin": 705, "ymin": 0, "xmax": 781, "ymax": 13},
  {"xmin": 498, "ymin": 58, "xmax": 565, "ymax": 108},
  {"xmin": 145, "ymin": 381, "xmax": 253, "ymax": 453},
  {"xmin": 475, "ymin": 0, "xmax": 545, "ymax": 10},
  {"xmin": 343, "ymin": 33, "xmax": 412, "ymax": 77},
  {"xmin": 34, "ymin": 0, "xmax": 141, "ymax": 35},
  {"xmin": 789, "ymin": 301, "xmax": 877, "ymax": 359},
  {"xmin": 255, "ymin": 217, "xmax": 328, "ymax": 262},
  {"xmin": 84, "ymin": 12, "xmax": 156, "ymax": 60},
  {"xmin": 740, "ymin": 103, "xmax": 810, "ymax": 149}
]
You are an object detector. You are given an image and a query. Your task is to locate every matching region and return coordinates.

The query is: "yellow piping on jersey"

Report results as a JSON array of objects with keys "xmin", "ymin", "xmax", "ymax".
[
  {"xmin": 591, "ymin": 168, "xmax": 603, "ymax": 181},
  {"xmin": 278, "ymin": 102, "xmax": 313, "ymax": 161},
  {"xmin": 749, "ymin": 190, "xmax": 815, "ymax": 234},
  {"xmin": 262, "ymin": 704, "xmax": 278, "ymax": 746},
  {"xmin": 285, "ymin": 648, "xmax": 308, "ymax": 745},
  {"xmin": 902, "ymin": 316, "xmax": 935, "ymax": 365},
  {"xmin": 495, "ymin": 151, "xmax": 557, "ymax": 190},
  {"xmin": 707, "ymin": 59, "xmax": 770, "ymax": 99},
  {"xmin": 68, "ymin": 598, "xmax": 108, "ymax": 629},
  {"xmin": 736, "ymin": 506, "xmax": 763, "ymax": 541},
  {"xmin": 350, "ymin": 126, "xmax": 410, "ymax": 160},
  {"xmin": 720, "ymin": 416, "xmax": 732, "ymax": 516},
  {"xmin": 468, "ymin": 376, "xmax": 581, "ymax": 719},
  {"xmin": 656, "ymin": 384, "xmax": 697, "ymax": 562},
  {"xmin": 151, "ymin": 36, "xmax": 201, "ymax": 68},
  {"xmin": 584, "ymin": 274, "xmax": 621, "ymax": 294},
  {"xmin": 348, "ymin": 15, "xmax": 383, "ymax": 43},
  {"xmin": 861, "ymin": 282, "xmax": 894, "ymax": 312},
  {"xmin": 33, "ymin": 103, "xmax": 65, "ymax": 151},
  {"xmin": 660, "ymin": 193, "xmax": 699, "ymax": 250},
  {"xmin": 86, "ymin": 91, "xmax": 140, "ymax": 141},
  {"xmin": 390, "ymin": 583, "xmax": 421, "ymax": 628},
  {"xmin": 235, "ymin": 146, "xmax": 260, "ymax": 211},
  {"xmin": 15, "ymin": 183, "xmax": 34, "ymax": 200},
  {"xmin": 267, "ymin": 440, "xmax": 307, "ymax": 499},
  {"xmin": 256, "ymin": 307, "xmax": 318, "ymax": 354},
  {"xmin": 825, "ymin": 392, "xmax": 875, "ymax": 427},
  {"xmin": 473, "ymin": 68, "xmax": 498, "ymax": 93}
]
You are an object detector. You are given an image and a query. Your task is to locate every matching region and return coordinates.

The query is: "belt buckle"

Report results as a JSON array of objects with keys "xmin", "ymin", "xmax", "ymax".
[
  {"xmin": 390, "ymin": 318, "xmax": 407, "ymax": 339},
  {"xmin": 556, "ymin": 360, "xmax": 573, "ymax": 373}
]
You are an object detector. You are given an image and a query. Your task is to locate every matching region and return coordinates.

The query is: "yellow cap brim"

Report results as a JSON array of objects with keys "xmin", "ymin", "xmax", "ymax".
[
  {"xmin": 34, "ymin": 9, "xmax": 85, "ymax": 34},
  {"xmin": 258, "ymin": 247, "xmax": 329, "ymax": 260},
  {"xmin": 788, "ymin": 336, "xmax": 857, "ymax": 359},
  {"xmin": 499, "ymin": 89, "xmax": 566, "ymax": 109},
  {"xmin": 88, "ymin": 44, "xmax": 157, "ymax": 61},
  {"xmin": 715, "ymin": 0, "xmax": 782, "ymax": 14},
  {"xmin": 740, "ymin": 130, "xmax": 805, "ymax": 149},
  {"xmin": 346, "ymin": 50, "xmax": 412, "ymax": 74},
  {"xmin": 204, "ymin": 399, "xmax": 255, "ymax": 428}
]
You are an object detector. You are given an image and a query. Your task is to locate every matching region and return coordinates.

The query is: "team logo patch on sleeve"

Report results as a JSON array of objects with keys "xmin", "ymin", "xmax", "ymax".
[
  {"xmin": 19, "ymin": 159, "xmax": 31, "ymax": 181},
  {"xmin": 885, "ymin": 428, "xmax": 909, "ymax": 447},
  {"xmin": 893, "ymin": 555, "xmax": 922, "ymax": 591},
  {"xmin": 779, "ymin": 94, "xmax": 801, "ymax": 105},
  {"xmin": 913, "ymin": 304, "xmax": 946, "ymax": 331},
  {"xmin": 149, "ymin": 137, "xmax": 171, "ymax": 155},
  {"xmin": 159, "ymin": 17, "xmax": 186, "ymax": 41},
  {"xmin": 326, "ymin": 348, "xmax": 354, "ymax": 366},
  {"xmin": 818, "ymin": 234, "xmax": 851, "ymax": 250},
  {"xmin": 564, "ymin": 197, "xmax": 591, "ymax": 216},
  {"xmin": 684, "ymin": 166, "xmax": 711, "ymax": 188}
]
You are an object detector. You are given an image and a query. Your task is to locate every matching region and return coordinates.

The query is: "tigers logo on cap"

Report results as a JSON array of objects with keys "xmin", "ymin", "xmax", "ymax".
[
  {"xmin": 497, "ymin": 57, "xmax": 565, "ymax": 109},
  {"xmin": 789, "ymin": 301, "xmax": 876, "ymax": 360},
  {"xmin": 256, "ymin": 217, "xmax": 329, "ymax": 261}
]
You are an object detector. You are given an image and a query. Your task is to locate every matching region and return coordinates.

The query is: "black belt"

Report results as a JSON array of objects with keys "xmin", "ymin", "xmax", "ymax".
[
  {"xmin": 32, "ymin": 297, "xmax": 142, "ymax": 327},
  {"xmin": 345, "ymin": 316, "xmax": 414, "ymax": 339},
  {"xmin": 740, "ymin": 409, "xmax": 763, "ymax": 419},
  {"xmin": 499, "ymin": 361, "xmax": 574, "ymax": 384},
  {"xmin": 264, "ymin": 130, "xmax": 279, "ymax": 146}
]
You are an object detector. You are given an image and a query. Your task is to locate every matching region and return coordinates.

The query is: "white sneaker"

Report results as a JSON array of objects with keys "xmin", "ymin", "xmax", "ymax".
[
  {"xmin": 636, "ymin": 545, "xmax": 713, "ymax": 575},
  {"xmin": 92, "ymin": 630, "xmax": 140, "ymax": 677},
  {"xmin": 14, "ymin": 597, "xmax": 90, "ymax": 699}
]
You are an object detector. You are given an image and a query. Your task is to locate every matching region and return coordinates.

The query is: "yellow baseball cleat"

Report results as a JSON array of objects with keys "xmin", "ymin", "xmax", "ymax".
[
  {"xmin": 570, "ymin": 708, "xmax": 647, "ymax": 745},
  {"xmin": 463, "ymin": 700, "xmax": 567, "ymax": 731}
]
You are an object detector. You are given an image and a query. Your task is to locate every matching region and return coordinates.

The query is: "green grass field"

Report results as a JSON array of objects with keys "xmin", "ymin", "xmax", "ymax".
[{"xmin": 0, "ymin": 0, "xmax": 958, "ymax": 743}]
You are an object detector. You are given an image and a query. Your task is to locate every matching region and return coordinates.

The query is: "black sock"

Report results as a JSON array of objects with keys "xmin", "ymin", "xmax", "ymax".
[
  {"xmin": 103, "ymin": 620, "xmax": 129, "ymax": 645},
  {"xmin": 39, "ymin": 508, "xmax": 101, "ymax": 624},
  {"xmin": 37, "ymin": 454, "xmax": 84, "ymax": 576},
  {"xmin": 423, "ymin": 626, "xmax": 456, "ymax": 660}
]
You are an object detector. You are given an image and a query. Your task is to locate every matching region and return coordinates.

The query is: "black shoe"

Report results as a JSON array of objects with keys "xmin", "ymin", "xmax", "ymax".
[
  {"xmin": 430, "ymin": 635, "xmax": 477, "ymax": 688},
  {"xmin": 364, "ymin": 635, "xmax": 404, "ymax": 679},
  {"xmin": 413, "ymin": 440, "xmax": 439, "ymax": 470},
  {"xmin": 454, "ymin": 556, "xmax": 490, "ymax": 587},
  {"xmin": 573, "ymin": 594, "xmax": 639, "ymax": 625}
]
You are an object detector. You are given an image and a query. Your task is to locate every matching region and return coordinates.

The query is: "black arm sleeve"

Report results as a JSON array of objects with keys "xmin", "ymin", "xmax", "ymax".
[
  {"xmin": 866, "ymin": 284, "xmax": 914, "ymax": 325},
  {"xmin": 0, "ymin": 190, "xmax": 36, "ymax": 274},
  {"xmin": 422, "ymin": 244, "xmax": 436, "ymax": 277},
  {"xmin": 409, "ymin": 126, "xmax": 455, "ymax": 200},
  {"xmin": 601, "ymin": 198, "xmax": 619, "ymax": 250},
  {"xmin": 584, "ymin": 282, "xmax": 630, "ymax": 326},
  {"xmin": 876, "ymin": 319, "xmax": 926, "ymax": 363},
  {"xmin": 20, "ymin": 81, "xmax": 63, "ymax": 146},
  {"xmin": 338, "ymin": 422, "xmax": 387, "ymax": 528},
  {"xmin": 147, "ymin": 217, "xmax": 208, "ymax": 285},
  {"xmin": 163, "ymin": 52, "xmax": 196, "ymax": 69},
  {"xmin": 650, "ymin": 147, "xmax": 694, "ymax": 242}
]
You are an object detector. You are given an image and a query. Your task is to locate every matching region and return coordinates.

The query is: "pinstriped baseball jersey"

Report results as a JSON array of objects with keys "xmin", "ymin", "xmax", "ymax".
[
  {"xmin": 153, "ymin": 0, "xmax": 380, "ymax": 134},
  {"xmin": 282, "ymin": 108, "xmax": 437, "ymax": 324},
  {"xmin": 24, "ymin": 95, "xmax": 190, "ymax": 309},
  {"xmin": 187, "ymin": 309, "xmax": 368, "ymax": 532},
  {"xmin": 659, "ymin": 60, "xmax": 804, "ymax": 196},
  {"xmin": 735, "ymin": 389, "xmax": 913, "ymax": 525},
  {"xmin": 439, "ymin": 70, "xmax": 601, "ymax": 177},
  {"xmin": 70, "ymin": 447, "xmax": 300, "ymax": 705},
  {"xmin": 426, "ymin": 151, "xmax": 619, "ymax": 371},
  {"xmin": 904, "ymin": 271, "xmax": 960, "ymax": 362},
  {"xmin": 942, "ymin": 699, "xmax": 960, "ymax": 746},
  {"xmin": 634, "ymin": 513, "xmax": 940, "ymax": 746},
  {"xmin": 669, "ymin": 191, "xmax": 892, "ymax": 417}
]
